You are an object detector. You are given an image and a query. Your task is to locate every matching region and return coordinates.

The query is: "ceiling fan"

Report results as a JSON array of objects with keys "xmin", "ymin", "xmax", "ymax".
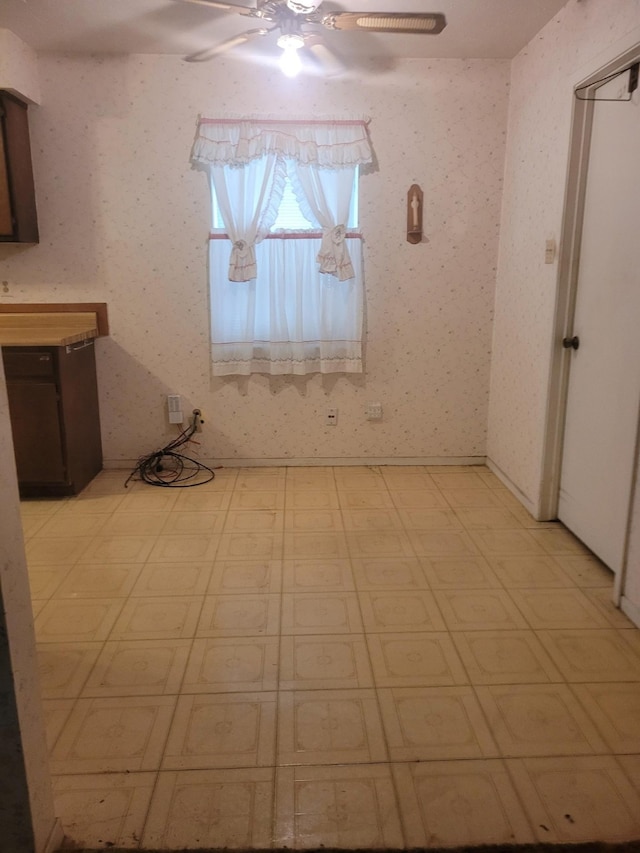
[{"xmin": 179, "ymin": 0, "xmax": 446, "ymax": 77}]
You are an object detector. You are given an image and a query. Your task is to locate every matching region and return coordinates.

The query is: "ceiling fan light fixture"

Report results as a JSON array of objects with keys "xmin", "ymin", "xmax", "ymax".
[
  {"xmin": 286, "ymin": 0, "xmax": 321, "ymax": 13},
  {"xmin": 277, "ymin": 31, "xmax": 305, "ymax": 50},
  {"xmin": 279, "ymin": 43, "xmax": 303, "ymax": 77}
]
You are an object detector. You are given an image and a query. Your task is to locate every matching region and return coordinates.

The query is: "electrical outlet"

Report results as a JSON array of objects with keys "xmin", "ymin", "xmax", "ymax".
[
  {"xmin": 192, "ymin": 409, "xmax": 204, "ymax": 432},
  {"xmin": 366, "ymin": 402, "xmax": 383, "ymax": 420},
  {"xmin": 167, "ymin": 394, "xmax": 184, "ymax": 424},
  {"xmin": 325, "ymin": 407, "xmax": 338, "ymax": 426}
]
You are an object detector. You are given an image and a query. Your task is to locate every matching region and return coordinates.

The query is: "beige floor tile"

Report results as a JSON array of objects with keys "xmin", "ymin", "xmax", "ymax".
[
  {"xmin": 60, "ymin": 494, "xmax": 126, "ymax": 515},
  {"xmin": 132, "ymin": 561, "xmax": 214, "ymax": 597},
  {"xmin": 538, "ymin": 629, "xmax": 640, "ymax": 682},
  {"xmin": 147, "ymin": 533, "xmax": 220, "ymax": 563},
  {"xmin": 509, "ymin": 589, "xmax": 611, "ymax": 630},
  {"xmin": 341, "ymin": 508, "xmax": 403, "ymax": 531},
  {"xmin": 174, "ymin": 489, "xmax": 232, "ymax": 511},
  {"xmin": 109, "ymin": 596, "xmax": 203, "ymax": 641},
  {"xmin": 471, "ymin": 529, "xmax": 547, "ymax": 556},
  {"xmin": 28, "ymin": 565, "xmax": 73, "ymax": 600},
  {"xmin": 117, "ymin": 490, "xmax": 179, "ymax": 513},
  {"xmin": 35, "ymin": 598, "xmax": 124, "ymax": 644},
  {"xmin": 379, "ymin": 686, "xmax": 498, "ymax": 760},
  {"xmin": 388, "ymin": 489, "xmax": 449, "ymax": 509},
  {"xmin": 162, "ymin": 692, "xmax": 277, "ymax": 769},
  {"xmin": 54, "ymin": 563, "xmax": 142, "ymax": 599},
  {"xmin": 334, "ymin": 469, "xmax": 387, "ymax": 490},
  {"xmin": 346, "ymin": 530, "xmax": 415, "ymax": 559},
  {"xmin": 38, "ymin": 642, "xmax": 102, "ymax": 699},
  {"xmin": 143, "ymin": 768, "xmax": 274, "ymax": 849},
  {"xmin": 380, "ymin": 471, "xmax": 437, "ymax": 490},
  {"xmin": 224, "ymin": 510, "xmax": 284, "ymax": 534},
  {"xmin": 430, "ymin": 472, "xmax": 489, "ymax": 490},
  {"xmin": 572, "ymin": 682, "xmax": 640, "ymax": 753},
  {"xmin": 197, "ymin": 594, "xmax": 280, "ymax": 638},
  {"xmin": 277, "ymin": 688, "xmax": 387, "ymax": 765},
  {"xmin": 100, "ymin": 511, "xmax": 170, "ymax": 536},
  {"xmin": 282, "ymin": 592, "xmax": 363, "ymax": 635},
  {"xmin": 182, "ymin": 636, "xmax": 279, "ymax": 693},
  {"xmin": 421, "ymin": 555, "xmax": 503, "ymax": 589},
  {"xmin": 507, "ymin": 755, "xmax": 640, "ymax": 843},
  {"xmin": 41, "ymin": 698, "xmax": 75, "ymax": 752},
  {"xmin": 279, "ymin": 634, "xmax": 373, "ymax": 690},
  {"xmin": 434, "ymin": 589, "xmax": 528, "ymax": 631},
  {"xmin": 284, "ymin": 531, "xmax": 349, "ymax": 560},
  {"xmin": 285, "ymin": 489, "xmax": 340, "ymax": 510},
  {"xmin": 453, "ymin": 507, "xmax": 523, "ymax": 530},
  {"xmin": 82, "ymin": 639, "xmax": 191, "ymax": 697},
  {"xmin": 37, "ymin": 513, "xmax": 108, "ymax": 538},
  {"xmin": 528, "ymin": 528, "xmax": 590, "ymax": 555},
  {"xmin": 21, "ymin": 498, "xmax": 67, "ymax": 517},
  {"xmin": 359, "ymin": 590, "xmax": 447, "ymax": 633},
  {"xmin": 452, "ymin": 631, "xmax": 563, "ymax": 685},
  {"xmin": 352, "ymin": 557, "xmax": 429, "ymax": 591},
  {"xmin": 489, "ymin": 555, "xmax": 574, "ymax": 588},
  {"xmin": 52, "ymin": 772, "xmax": 156, "ymax": 849},
  {"xmin": 30, "ymin": 598, "xmax": 46, "ymax": 619},
  {"xmin": 440, "ymin": 489, "xmax": 505, "ymax": 509},
  {"xmin": 584, "ymin": 586, "xmax": 638, "ymax": 628},
  {"xmin": 275, "ymin": 764, "xmax": 404, "ymax": 849},
  {"xmin": 339, "ymin": 490, "xmax": 396, "ymax": 510},
  {"xmin": 393, "ymin": 759, "xmax": 534, "ymax": 847},
  {"xmin": 554, "ymin": 554, "xmax": 614, "ymax": 587},
  {"xmin": 236, "ymin": 471, "xmax": 286, "ymax": 491},
  {"xmin": 284, "ymin": 509, "xmax": 344, "ymax": 531},
  {"xmin": 229, "ymin": 490, "xmax": 285, "ymax": 511},
  {"xmin": 208, "ymin": 559, "xmax": 282, "ymax": 594},
  {"xmin": 282, "ymin": 559, "xmax": 355, "ymax": 592},
  {"xmin": 80, "ymin": 535, "xmax": 157, "ymax": 565},
  {"xmin": 51, "ymin": 695, "xmax": 176, "ymax": 773},
  {"xmin": 286, "ymin": 467, "xmax": 336, "ymax": 490},
  {"xmin": 26, "ymin": 536, "xmax": 92, "ymax": 566},
  {"xmin": 492, "ymin": 489, "xmax": 529, "ymax": 512},
  {"xmin": 618, "ymin": 754, "xmax": 640, "ymax": 791},
  {"xmin": 408, "ymin": 529, "xmax": 480, "ymax": 557},
  {"xmin": 367, "ymin": 632, "xmax": 468, "ymax": 687},
  {"xmin": 216, "ymin": 532, "xmax": 283, "ymax": 561},
  {"xmin": 163, "ymin": 510, "xmax": 228, "ymax": 535},
  {"xmin": 397, "ymin": 507, "xmax": 463, "ymax": 530},
  {"xmin": 477, "ymin": 472, "xmax": 505, "ymax": 489},
  {"xmin": 20, "ymin": 514, "xmax": 50, "ymax": 540},
  {"xmin": 475, "ymin": 684, "xmax": 608, "ymax": 757}
]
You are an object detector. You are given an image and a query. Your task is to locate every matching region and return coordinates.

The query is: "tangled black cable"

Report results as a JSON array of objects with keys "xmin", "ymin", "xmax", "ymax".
[{"xmin": 124, "ymin": 412, "xmax": 216, "ymax": 488}]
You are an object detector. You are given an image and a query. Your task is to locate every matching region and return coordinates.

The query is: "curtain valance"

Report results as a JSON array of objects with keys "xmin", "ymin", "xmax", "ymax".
[{"xmin": 191, "ymin": 116, "xmax": 372, "ymax": 168}]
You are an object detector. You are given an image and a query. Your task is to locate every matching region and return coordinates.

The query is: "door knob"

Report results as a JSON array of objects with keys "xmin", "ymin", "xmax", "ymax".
[{"xmin": 562, "ymin": 336, "xmax": 580, "ymax": 350}]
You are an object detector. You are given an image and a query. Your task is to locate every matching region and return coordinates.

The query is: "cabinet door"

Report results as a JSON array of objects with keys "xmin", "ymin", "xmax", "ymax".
[{"xmin": 6, "ymin": 381, "xmax": 65, "ymax": 483}]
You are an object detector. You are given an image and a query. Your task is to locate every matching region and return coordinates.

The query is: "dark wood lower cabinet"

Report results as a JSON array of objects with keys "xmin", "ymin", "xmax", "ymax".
[{"xmin": 2, "ymin": 342, "xmax": 103, "ymax": 496}]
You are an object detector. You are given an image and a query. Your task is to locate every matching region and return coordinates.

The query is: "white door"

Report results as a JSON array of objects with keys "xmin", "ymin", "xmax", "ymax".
[{"xmin": 558, "ymin": 78, "xmax": 640, "ymax": 574}]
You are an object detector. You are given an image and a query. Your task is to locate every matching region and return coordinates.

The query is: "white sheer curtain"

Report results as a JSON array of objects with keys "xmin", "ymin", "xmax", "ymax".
[
  {"xmin": 210, "ymin": 153, "xmax": 283, "ymax": 281},
  {"xmin": 291, "ymin": 163, "xmax": 357, "ymax": 281},
  {"xmin": 191, "ymin": 116, "xmax": 373, "ymax": 376}
]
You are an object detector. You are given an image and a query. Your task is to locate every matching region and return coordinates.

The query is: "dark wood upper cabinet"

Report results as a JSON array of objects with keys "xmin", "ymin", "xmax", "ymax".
[{"xmin": 0, "ymin": 90, "xmax": 39, "ymax": 243}]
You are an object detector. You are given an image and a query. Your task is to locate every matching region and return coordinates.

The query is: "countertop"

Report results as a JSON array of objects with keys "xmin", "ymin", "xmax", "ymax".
[{"xmin": 0, "ymin": 312, "xmax": 100, "ymax": 346}]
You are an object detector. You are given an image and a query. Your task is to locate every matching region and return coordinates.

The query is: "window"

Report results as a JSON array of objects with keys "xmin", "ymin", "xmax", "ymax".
[{"xmin": 191, "ymin": 117, "xmax": 372, "ymax": 376}]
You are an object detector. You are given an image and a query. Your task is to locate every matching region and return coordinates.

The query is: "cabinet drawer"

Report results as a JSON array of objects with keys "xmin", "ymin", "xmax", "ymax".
[{"xmin": 2, "ymin": 347, "xmax": 55, "ymax": 378}]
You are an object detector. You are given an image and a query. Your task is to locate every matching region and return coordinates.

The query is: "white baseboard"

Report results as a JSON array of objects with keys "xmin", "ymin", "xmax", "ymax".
[
  {"xmin": 485, "ymin": 457, "xmax": 538, "ymax": 517},
  {"xmin": 104, "ymin": 455, "xmax": 487, "ymax": 471},
  {"xmin": 620, "ymin": 595, "xmax": 640, "ymax": 630}
]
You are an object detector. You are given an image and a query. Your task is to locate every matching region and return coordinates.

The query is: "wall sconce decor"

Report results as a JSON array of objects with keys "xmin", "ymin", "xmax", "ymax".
[{"xmin": 407, "ymin": 184, "xmax": 423, "ymax": 244}]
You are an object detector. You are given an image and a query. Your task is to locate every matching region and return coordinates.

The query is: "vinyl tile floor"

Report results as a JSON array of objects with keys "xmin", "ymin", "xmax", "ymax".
[{"xmin": 21, "ymin": 465, "xmax": 640, "ymax": 850}]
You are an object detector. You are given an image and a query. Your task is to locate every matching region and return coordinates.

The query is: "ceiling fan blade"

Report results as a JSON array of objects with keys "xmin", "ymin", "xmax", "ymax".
[
  {"xmin": 303, "ymin": 34, "xmax": 346, "ymax": 77},
  {"xmin": 178, "ymin": 0, "xmax": 256, "ymax": 14},
  {"xmin": 184, "ymin": 27, "xmax": 270, "ymax": 61},
  {"xmin": 321, "ymin": 12, "xmax": 446, "ymax": 35}
]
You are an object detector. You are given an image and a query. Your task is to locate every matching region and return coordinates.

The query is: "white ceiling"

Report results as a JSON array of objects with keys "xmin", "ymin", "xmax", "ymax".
[{"xmin": 0, "ymin": 0, "xmax": 568, "ymax": 66}]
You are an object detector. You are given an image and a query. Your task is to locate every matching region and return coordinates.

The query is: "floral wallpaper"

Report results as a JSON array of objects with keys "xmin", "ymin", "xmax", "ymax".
[{"xmin": 0, "ymin": 53, "xmax": 508, "ymax": 465}]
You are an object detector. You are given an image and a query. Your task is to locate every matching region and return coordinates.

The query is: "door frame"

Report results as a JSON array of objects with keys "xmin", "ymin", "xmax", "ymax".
[{"xmin": 538, "ymin": 41, "xmax": 640, "ymax": 603}]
